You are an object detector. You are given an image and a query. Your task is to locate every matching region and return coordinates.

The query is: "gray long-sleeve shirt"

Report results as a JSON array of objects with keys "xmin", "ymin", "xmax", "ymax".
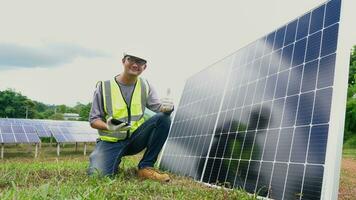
[{"xmin": 89, "ymin": 77, "xmax": 162, "ymax": 124}]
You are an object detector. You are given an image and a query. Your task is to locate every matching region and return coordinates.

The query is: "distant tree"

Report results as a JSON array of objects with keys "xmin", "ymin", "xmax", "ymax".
[
  {"xmin": 345, "ymin": 46, "xmax": 356, "ymax": 143},
  {"xmin": 348, "ymin": 46, "xmax": 356, "ymax": 86},
  {"xmin": 57, "ymin": 105, "xmax": 67, "ymax": 113},
  {"xmin": 0, "ymin": 89, "xmax": 37, "ymax": 118},
  {"xmin": 79, "ymin": 103, "xmax": 92, "ymax": 121},
  {"xmin": 49, "ymin": 113, "xmax": 64, "ymax": 120}
]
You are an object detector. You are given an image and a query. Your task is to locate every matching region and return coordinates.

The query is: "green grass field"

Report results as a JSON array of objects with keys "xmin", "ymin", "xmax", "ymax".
[{"xmin": 0, "ymin": 144, "xmax": 255, "ymax": 200}]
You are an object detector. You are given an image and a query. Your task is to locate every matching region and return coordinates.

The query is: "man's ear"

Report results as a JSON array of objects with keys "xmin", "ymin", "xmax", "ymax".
[
  {"xmin": 142, "ymin": 64, "xmax": 147, "ymax": 70},
  {"xmin": 122, "ymin": 58, "xmax": 126, "ymax": 64}
]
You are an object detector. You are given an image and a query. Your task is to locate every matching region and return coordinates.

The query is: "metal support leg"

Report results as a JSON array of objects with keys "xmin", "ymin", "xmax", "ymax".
[
  {"xmin": 57, "ymin": 143, "xmax": 60, "ymax": 156},
  {"xmin": 35, "ymin": 143, "xmax": 38, "ymax": 158},
  {"xmin": 1, "ymin": 144, "xmax": 4, "ymax": 159},
  {"xmin": 84, "ymin": 143, "xmax": 87, "ymax": 156},
  {"xmin": 75, "ymin": 142, "xmax": 78, "ymax": 152}
]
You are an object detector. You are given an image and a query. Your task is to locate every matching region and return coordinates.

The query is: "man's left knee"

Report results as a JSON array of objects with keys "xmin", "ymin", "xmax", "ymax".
[{"xmin": 156, "ymin": 112, "xmax": 171, "ymax": 126}]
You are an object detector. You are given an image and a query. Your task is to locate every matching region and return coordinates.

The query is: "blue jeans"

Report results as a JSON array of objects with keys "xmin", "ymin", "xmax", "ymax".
[{"xmin": 88, "ymin": 113, "xmax": 171, "ymax": 176}]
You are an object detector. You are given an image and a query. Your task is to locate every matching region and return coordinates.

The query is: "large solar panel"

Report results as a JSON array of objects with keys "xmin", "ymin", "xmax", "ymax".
[{"xmin": 160, "ymin": 0, "xmax": 350, "ymax": 199}]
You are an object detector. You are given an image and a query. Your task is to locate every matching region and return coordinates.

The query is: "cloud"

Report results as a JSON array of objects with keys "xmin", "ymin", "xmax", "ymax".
[{"xmin": 0, "ymin": 43, "xmax": 109, "ymax": 69}]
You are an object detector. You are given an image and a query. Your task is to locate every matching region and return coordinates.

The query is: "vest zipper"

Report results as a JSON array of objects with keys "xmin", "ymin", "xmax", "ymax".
[{"xmin": 115, "ymin": 77, "xmax": 138, "ymax": 139}]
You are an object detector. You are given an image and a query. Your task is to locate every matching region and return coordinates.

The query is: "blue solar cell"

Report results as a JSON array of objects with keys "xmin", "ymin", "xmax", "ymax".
[
  {"xmin": 296, "ymin": 13, "xmax": 311, "ymax": 40},
  {"xmin": 0, "ymin": 125, "xmax": 12, "ymax": 133},
  {"xmin": 2, "ymin": 134, "xmax": 16, "ymax": 143},
  {"xmin": 317, "ymin": 53, "xmax": 336, "ymax": 88},
  {"xmin": 296, "ymin": 91, "xmax": 315, "ymax": 126},
  {"xmin": 264, "ymin": 75, "xmax": 277, "ymax": 101},
  {"xmin": 308, "ymin": 125, "xmax": 328, "ymax": 164},
  {"xmin": 15, "ymin": 134, "xmax": 28, "ymax": 143},
  {"xmin": 321, "ymin": 23, "xmax": 339, "ymax": 57},
  {"xmin": 269, "ymin": 99, "xmax": 285, "ymax": 129},
  {"xmin": 27, "ymin": 133, "xmax": 41, "ymax": 143},
  {"xmin": 274, "ymin": 70, "xmax": 289, "ymax": 98},
  {"xmin": 287, "ymin": 65, "xmax": 303, "ymax": 96},
  {"xmin": 269, "ymin": 49, "xmax": 282, "ymax": 75},
  {"xmin": 23, "ymin": 126, "xmax": 36, "ymax": 133},
  {"xmin": 306, "ymin": 31, "xmax": 322, "ymax": 62},
  {"xmin": 274, "ymin": 26, "xmax": 286, "ymax": 50},
  {"xmin": 302, "ymin": 165, "xmax": 323, "ymax": 199},
  {"xmin": 260, "ymin": 55, "xmax": 271, "ymax": 77},
  {"xmin": 301, "ymin": 59, "xmax": 319, "ymax": 92},
  {"xmin": 324, "ymin": 0, "xmax": 341, "ymax": 27},
  {"xmin": 255, "ymin": 162, "xmax": 273, "ymax": 197},
  {"xmin": 53, "ymin": 133, "xmax": 66, "ymax": 143},
  {"xmin": 290, "ymin": 126, "xmax": 310, "ymax": 163},
  {"xmin": 12, "ymin": 126, "xmax": 24, "ymax": 133},
  {"xmin": 309, "ymin": 5, "xmax": 325, "ymax": 34},
  {"xmin": 264, "ymin": 32, "xmax": 276, "ymax": 55},
  {"xmin": 284, "ymin": 20, "xmax": 298, "ymax": 46},
  {"xmin": 275, "ymin": 128, "xmax": 294, "ymax": 162},
  {"xmin": 284, "ymin": 164, "xmax": 304, "ymax": 199},
  {"xmin": 60, "ymin": 127, "xmax": 70, "ymax": 134},
  {"xmin": 282, "ymin": 95, "xmax": 298, "ymax": 127},
  {"xmin": 253, "ymin": 78, "xmax": 266, "ymax": 104},
  {"xmin": 292, "ymin": 38, "xmax": 307, "ymax": 66},
  {"xmin": 245, "ymin": 84, "xmax": 256, "ymax": 106},
  {"xmin": 313, "ymin": 88, "xmax": 333, "ymax": 124},
  {"xmin": 245, "ymin": 161, "xmax": 259, "ymax": 193},
  {"xmin": 251, "ymin": 131, "xmax": 265, "ymax": 160},
  {"xmin": 269, "ymin": 163, "xmax": 288, "ymax": 199},
  {"xmin": 255, "ymin": 38, "xmax": 266, "ymax": 59},
  {"xmin": 280, "ymin": 44, "xmax": 294, "ymax": 70},
  {"xmin": 262, "ymin": 129, "xmax": 279, "ymax": 161},
  {"xmin": 247, "ymin": 42, "xmax": 257, "ymax": 62},
  {"xmin": 240, "ymin": 132, "xmax": 254, "ymax": 159}
]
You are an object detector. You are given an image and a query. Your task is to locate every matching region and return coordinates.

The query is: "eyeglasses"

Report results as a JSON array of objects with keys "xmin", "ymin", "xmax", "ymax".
[{"xmin": 126, "ymin": 56, "xmax": 147, "ymax": 66}]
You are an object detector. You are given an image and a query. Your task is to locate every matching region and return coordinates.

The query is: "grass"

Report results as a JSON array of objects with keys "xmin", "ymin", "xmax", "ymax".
[
  {"xmin": 340, "ymin": 149, "xmax": 356, "ymax": 199},
  {"xmin": 342, "ymin": 148, "xmax": 356, "ymax": 159},
  {"xmin": 0, "ymin": 144, "xmax": 255, "ymax": 200}
]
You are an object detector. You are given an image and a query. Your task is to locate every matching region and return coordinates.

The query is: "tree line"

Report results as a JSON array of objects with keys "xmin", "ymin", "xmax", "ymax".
[
  {"xmin": 0, "ymin": 89, "xmax": 91, "ymax": 121},
  {"xmin": 344, "ymin": 46, "xmax": 356, "ymax": 147}
]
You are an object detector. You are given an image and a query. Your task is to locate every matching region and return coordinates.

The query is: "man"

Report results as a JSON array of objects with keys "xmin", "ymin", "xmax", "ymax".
[{"xmin": 88, "ymin": 52, "xmax": 174, "ymax": 182}]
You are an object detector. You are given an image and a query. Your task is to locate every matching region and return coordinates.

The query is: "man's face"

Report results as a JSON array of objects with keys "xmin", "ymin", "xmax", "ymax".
[{"xmin": 122, "ymin": 56, "xmax": 147, "ymax": 76}]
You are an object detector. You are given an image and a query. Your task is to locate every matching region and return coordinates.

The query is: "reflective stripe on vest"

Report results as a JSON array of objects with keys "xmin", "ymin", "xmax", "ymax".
[{"xmin": 98, "ymin": 77, "xmax": 149, "ymax": 142}]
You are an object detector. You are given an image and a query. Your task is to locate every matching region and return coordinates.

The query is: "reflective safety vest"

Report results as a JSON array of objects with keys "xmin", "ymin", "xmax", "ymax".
[{"xmin": 98, "ymin": 77, "xmax": 150, "ymax": 142}]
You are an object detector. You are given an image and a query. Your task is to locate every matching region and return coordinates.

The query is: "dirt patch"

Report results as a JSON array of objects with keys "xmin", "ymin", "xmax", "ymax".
[{"xmin": 339, "ymin": 158, "xmax": 356, "ymax": 200}]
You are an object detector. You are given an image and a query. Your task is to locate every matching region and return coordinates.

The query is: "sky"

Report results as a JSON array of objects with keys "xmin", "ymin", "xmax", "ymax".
[{"xmin": 0, "ymin": 0, "xmax": 346, "ymax": 106}]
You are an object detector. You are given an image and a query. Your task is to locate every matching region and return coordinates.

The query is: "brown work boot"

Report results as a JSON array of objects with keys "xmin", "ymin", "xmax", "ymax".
[{"xmin": 137, "ymin": 167, "xmax": 170, "ymax": 182}]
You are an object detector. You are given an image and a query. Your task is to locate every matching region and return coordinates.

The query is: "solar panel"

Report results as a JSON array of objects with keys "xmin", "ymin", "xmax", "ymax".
[
  {"xmin": 49, "ymin": 125, "xmax": 98, "ymax": 143},
  {"xmin": 49, "ymin": 126, "xmax": 68, "ymax": 143},
  {"xmin": 0, "ymin": 118, "xmax": 99, "ymax": 141},
  {"xmin": 160, "ymin": 0, "xmax": 349, "ymax": 199},
  {"xmin": 0, "ymin": 124, "xmax": 40, "ymax": 143},
  {"xmin": 34, "ymin": 124, "xmax": 52, "ymax": 137}
]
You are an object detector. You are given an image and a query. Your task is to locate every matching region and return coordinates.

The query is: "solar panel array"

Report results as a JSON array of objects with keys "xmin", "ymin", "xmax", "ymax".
[
  {"xmin": 0, "ymin": 124, "xmax": 40, "ymax": 144},
  {"xmin": 0, "ymin": 118, "xmax": 98, "ymax": 143},
  {"xmin": 160, "ymin": 0, "xmax": 341, "ymax": 199}
]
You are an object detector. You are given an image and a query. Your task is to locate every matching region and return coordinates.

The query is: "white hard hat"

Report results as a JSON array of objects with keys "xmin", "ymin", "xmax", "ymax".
[{"xmin": 123, "ymin": 49, "xmax": 149, "ymax": 63}]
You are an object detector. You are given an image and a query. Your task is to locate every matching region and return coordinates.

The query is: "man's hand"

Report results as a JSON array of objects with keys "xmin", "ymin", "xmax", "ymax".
[
  {"xmin": 159, "ymin": 98, "xmax": 174, "ymax": 113},
  {"xmin": 106, "ymin": 117, "xmax": 131, "ymax": 132}
]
